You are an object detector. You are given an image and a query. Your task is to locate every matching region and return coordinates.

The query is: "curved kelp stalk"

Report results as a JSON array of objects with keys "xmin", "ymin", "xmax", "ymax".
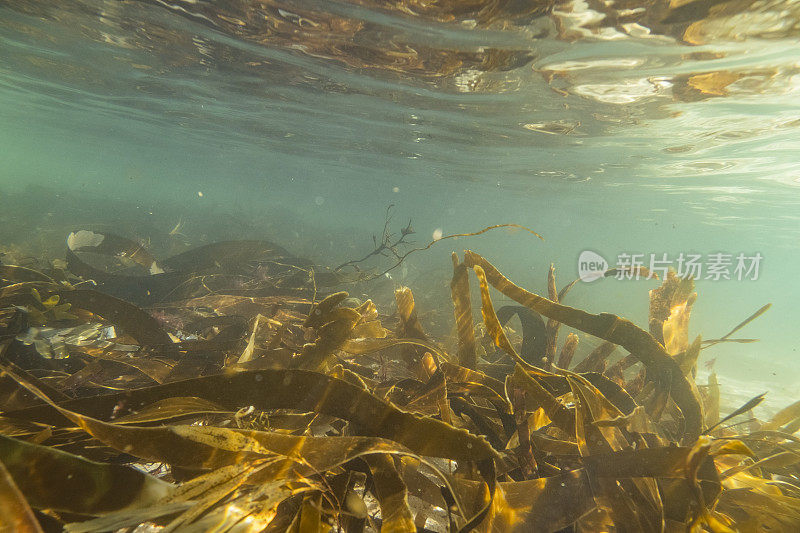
[{"xmin": 463, "ymin": 250, "xmax": 702, "ymax": 445}]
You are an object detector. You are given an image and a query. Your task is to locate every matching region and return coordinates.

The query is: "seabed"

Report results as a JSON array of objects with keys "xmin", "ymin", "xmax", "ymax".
[{"xmin": 0, "ymin": 226, "xmax": 797, "ymax": 532}]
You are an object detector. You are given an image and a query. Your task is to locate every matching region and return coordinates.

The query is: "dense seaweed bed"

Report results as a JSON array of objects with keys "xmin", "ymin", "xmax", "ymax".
[{"xmin": 1, "ymin": 227, "xmax": 798, "ymax": 532}]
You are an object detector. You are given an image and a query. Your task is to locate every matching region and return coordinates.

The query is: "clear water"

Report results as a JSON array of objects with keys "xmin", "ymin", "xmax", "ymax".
[{"xmin": 2, "ymin": 0, "xmax": 799, "ymax": 413}]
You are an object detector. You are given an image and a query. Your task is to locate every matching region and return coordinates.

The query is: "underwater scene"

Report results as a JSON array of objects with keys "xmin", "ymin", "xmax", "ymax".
[{"xmin": 1, "ymin": 0, "xmax": 800, "ymax": 531}]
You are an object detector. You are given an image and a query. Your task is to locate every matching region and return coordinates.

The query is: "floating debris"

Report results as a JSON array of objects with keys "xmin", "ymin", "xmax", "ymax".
[{"xmin": 522, "ymin": 121, "xmax": 580, "ymax": 135}]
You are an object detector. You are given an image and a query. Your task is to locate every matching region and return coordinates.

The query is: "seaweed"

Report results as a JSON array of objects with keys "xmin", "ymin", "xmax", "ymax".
[
  {"xmin": 0, "ymin": 450, "xmax": 43, "ymax": 533},
  {"xmin": 450, "ymin": 253, "xmax": 477, "ymax": 371},
  {"xmin": 0, "ymin": 229, "xmax": 794, "ymax": 532}
]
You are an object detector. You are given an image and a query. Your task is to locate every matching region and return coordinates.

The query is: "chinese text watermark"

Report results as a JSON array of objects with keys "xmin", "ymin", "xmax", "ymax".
[{"xmin": 578, "ymin": 250, "xmax": 762, "ymax": 282}]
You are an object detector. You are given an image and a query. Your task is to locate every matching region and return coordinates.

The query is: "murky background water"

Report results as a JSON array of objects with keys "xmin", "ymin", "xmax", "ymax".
[{"xmin": 2, "ymin": 0, "xmax": 799, "ymax": 411}]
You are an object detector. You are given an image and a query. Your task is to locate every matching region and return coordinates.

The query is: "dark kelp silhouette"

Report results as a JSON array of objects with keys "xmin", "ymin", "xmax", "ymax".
[{"xmin": 0, "ymin": 229, "xmax": 796, "ymax": 532}]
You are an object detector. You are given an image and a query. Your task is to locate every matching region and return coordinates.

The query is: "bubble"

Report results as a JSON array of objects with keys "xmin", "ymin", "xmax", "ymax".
[
  {"xmin": 392, "ymin": 186, "xmax": 400, "ymax": 193},
  {"xmin": 254, "ymin": 374, "xmax": 263, "ymax": 382},
  {"xmin": 315, "ymin": 196, "xmax": 325, "ymax": 205},
  {"xmin": 432, "ymin": 228, "xmax": 443, "ymax": 241}
]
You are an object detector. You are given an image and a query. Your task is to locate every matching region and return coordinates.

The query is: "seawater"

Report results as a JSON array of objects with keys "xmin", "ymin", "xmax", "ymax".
[{"xmin": 1, "ymin": 1, "xmax": 799, "ymax": 412}]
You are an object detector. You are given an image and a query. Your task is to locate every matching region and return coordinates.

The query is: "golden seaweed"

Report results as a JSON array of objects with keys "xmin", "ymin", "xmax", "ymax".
[
  {"xmin": 0, "ymin": 455, "xmax": 43, "ymax": 533},
  {"xmin": 464, "ymin": 250, "xmax": 703, "ymax": 444},
  {"xmin": 0, "ymin": 432, "xmax": 174, "ymax": 515},
  {"xmin": 0, "ymin": 228, "xmax": 791, "ymax": 532},
  {"xmin": 703, "ymin": 303, "xmax": 771, "ymax": 348},
  {"xmin": 451, "ymin": 253, "xmax": 477, "ymax": 370},
  {"xmin": 365, "ymin": 454, "xmax": 416, "ymax": 532}
]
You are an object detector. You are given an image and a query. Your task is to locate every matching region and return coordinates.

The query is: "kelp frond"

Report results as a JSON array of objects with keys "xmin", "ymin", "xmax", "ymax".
[{"xmin": 0, "ymin": 230, "xmax": 792, "ymax": 532}]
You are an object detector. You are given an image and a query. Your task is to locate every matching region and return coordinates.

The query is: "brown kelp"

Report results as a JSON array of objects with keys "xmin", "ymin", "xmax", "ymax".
[{"xmin": 0, "ymin": 231, "xmax": 797, "ymax": 532}]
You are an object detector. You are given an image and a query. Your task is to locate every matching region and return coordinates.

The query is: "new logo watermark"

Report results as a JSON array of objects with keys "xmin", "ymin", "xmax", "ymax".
[
  {"xmin": 577, "ymin": 250, "xmax": 609, "ymax": 282},
  {"xmin": 578, "ymin": 251, "xmax": 763, "ymax": 282}
]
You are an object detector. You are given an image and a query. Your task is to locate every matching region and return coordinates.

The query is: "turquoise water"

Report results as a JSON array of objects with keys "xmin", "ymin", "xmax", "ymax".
[{"xmin": 2, "ymin": 0, "xmax": 799, "ymax": 412}]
